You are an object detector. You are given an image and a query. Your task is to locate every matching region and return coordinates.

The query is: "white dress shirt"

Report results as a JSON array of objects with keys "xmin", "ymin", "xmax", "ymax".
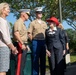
[{"xmin": 48, "ymin": 27, "xmax": 57, "ymax": 34}]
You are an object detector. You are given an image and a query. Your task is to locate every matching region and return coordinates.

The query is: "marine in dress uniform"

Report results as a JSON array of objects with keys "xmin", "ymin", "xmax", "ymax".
[
  {"xmin": 28, "ymin": 7, "xmax": 47, "ymax": 75},
  {"xmin": 45, "ymin": 17, "xmax": 65, "ymax": 75},
  {"xmin": 13, "ymin": 9, "xmax": 30, "ymax": 75}
]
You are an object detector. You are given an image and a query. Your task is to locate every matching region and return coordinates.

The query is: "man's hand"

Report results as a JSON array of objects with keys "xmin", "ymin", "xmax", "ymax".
[
  {"xmin": 22, "ymin": 44, "xmax": 27, "ymax": 50},
  {"xmin": 28, "ymin": 33, "xmax": 32, "ymax": 41},
  {"xmin": 26, "ymin": 45, "xmax": 30, "ymax": 51}
]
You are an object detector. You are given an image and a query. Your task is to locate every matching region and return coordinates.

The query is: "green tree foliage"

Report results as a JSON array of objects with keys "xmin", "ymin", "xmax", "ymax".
[
  {"xmin": 0, "ymin": 0, "xmax": 76, "ymax": 29},
  {"xmin": 66, "ymin": 29, "xmax": 76, "ymax": 52},
  {"xmin": 62, "ymin": 0, "xmax": 76, "ymax": 30},
  {"xmin": 0, "ymin": 0, "xmax": 76, "ymax": 51}
]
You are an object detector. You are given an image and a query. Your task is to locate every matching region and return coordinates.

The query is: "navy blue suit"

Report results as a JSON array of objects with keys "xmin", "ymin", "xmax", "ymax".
[
  {"xmin": 62, "ymin": 30, "xmax": 69, "ymax": 70},
  {"xmin": 45, "ymin": 28, "xmax": 65, "ymax": 75}
]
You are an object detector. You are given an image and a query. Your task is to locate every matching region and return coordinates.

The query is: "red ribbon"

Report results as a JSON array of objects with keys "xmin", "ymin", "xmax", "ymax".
[{"xmin": 16, "ymin": 43, "xmax": 22, "ymax": 75}]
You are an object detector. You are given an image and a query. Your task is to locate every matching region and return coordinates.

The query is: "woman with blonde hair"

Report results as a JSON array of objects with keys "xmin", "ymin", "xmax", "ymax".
[
  {"xmin": 58, "ymin": 23, "xmax": 64, "ymax": 29},
  {"xmin": 58, "ymin": 23, "xmax": 69, "ymax": 51},
  {"xmin": 0, "ymin": 2, "xmax": 18, "ymax": 75},
  {"xmin": 58, "ymin": 23, "xmax": 69, "ymax": 71}
]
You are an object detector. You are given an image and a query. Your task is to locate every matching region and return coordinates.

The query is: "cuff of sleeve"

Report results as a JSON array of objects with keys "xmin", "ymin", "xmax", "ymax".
[{"xmin": 6, "ymin": 41, "xmax": 12, "ymax": 45}]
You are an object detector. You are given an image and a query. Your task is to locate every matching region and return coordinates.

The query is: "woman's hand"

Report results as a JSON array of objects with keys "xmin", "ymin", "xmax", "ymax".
[
  {"xmin": 63, "ymin": 50, "xmax": 66, "ymax": 55},
  {"xmin": 46, "ymin": 50, "xmax": 51, "ymax": 57},
  {"xmin": 12, "ymin": 47, "xmax": 18, "ymax": 54}
]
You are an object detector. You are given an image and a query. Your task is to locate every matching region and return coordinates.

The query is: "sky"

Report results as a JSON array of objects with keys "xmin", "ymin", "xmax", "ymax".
[{"xmin": 6, "ymin": 13, "xmax": 73, "ymax": 29}]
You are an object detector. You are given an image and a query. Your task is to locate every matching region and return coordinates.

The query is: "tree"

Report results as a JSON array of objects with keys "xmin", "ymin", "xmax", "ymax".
[
  {"xmin": 62, "ymin": 0, "xmax": 76, "ymax": 30},
  {"xmin": 0, "ymin": 0, "xmax": 76, "ymax": 29}
]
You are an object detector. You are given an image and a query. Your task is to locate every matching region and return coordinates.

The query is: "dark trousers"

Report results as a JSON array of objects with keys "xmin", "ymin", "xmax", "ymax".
[
  {"xmin": 63, "ymin": 55, "xmax": 66, "ymax": 70},
  {"xmin": 20, "ymin": 50, "xmax": 27, "ymax": 75},
  {"xmin": 32, "ymin": 40, "xmax": 46, "ymax": 75},
  {"xmin": 48, "ymin": 47, "xmax": 64, "ymax": 75},
  {"xmin": 14, "ymin": 42, "xmax": 27, "ymax": 75}
]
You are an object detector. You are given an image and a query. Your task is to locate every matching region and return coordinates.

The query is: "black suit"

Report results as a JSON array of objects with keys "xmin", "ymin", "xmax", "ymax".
[
  {"xmin": 45, "ymin": 28, "xmax": 65, "ymax": 75},
  {"xmin": 62, "ymin": 30, "xmax": 69, "ymax": 70}
]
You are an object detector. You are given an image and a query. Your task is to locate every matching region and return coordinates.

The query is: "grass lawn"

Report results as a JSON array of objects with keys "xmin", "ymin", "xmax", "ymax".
[{"xmin": 70, "ymin": 52, "xmax": 76, "ymax": 63}]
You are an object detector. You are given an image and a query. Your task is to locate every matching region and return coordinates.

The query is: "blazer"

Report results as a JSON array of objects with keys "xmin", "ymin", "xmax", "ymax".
[
  {"xmin": 45, "ymin": 27, "xmax": 65, "ymax": 50},
  {"xmin": 62, "ymin": 30, "xmax": 69, "ymax": 43}
]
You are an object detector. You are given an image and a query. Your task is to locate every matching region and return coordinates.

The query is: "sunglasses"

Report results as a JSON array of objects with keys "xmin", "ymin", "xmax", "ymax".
[{"xmin": 36, "ymin": 11, "xmax": 42, "ymax": 14}]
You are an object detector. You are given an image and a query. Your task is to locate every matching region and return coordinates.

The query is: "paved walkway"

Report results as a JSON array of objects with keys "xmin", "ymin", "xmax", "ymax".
[
  {"xmin": 46, "ymin": 63, "xmax": 76, "ymax": 75},
  {"xmin": 64, "ymin": 64, "xmax": 76, "ymax": 75}
]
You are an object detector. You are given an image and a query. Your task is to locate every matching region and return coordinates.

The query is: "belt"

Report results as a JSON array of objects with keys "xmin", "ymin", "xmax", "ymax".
[
  {"xmin": 33, "ymin": 38, "xmax": 45, "ymax": 40},
  {"xmin": 24, "ymin": 42, "xmax": 28, "ymax": 45}
]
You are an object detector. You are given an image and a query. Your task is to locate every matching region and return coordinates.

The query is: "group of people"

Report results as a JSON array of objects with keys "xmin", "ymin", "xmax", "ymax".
[{"xmin": 0, "ymin": 2, "xmax": 69, "ymax": 75}]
